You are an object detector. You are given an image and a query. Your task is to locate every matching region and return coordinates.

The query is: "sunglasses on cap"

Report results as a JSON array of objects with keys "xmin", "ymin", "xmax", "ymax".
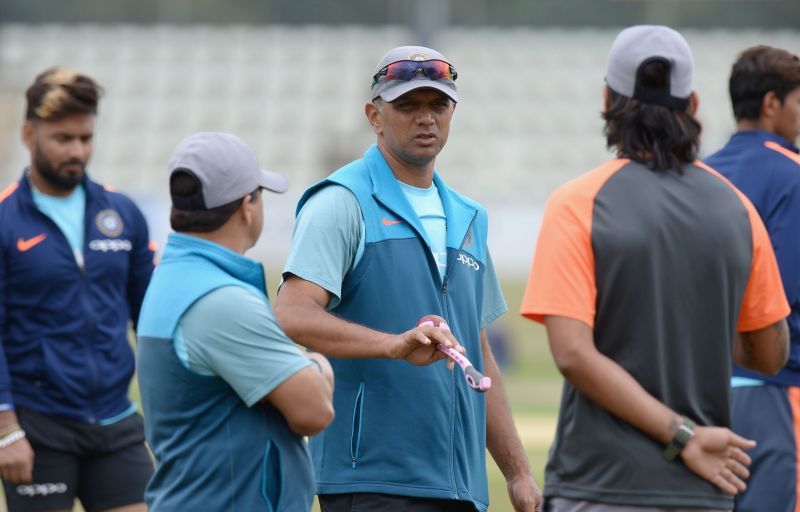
[{"xmin": 371, "ymin": 59, "xmax": 458, "ymax": 88}]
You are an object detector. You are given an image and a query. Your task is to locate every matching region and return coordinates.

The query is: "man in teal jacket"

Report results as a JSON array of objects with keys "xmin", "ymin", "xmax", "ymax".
[
  {"xmin": 137, "ymin": 132, "xmax": 335, "ymax": 511},
  {"xmin": 275, "ymin": 46, "xmax": 541, "ymax": 512}
]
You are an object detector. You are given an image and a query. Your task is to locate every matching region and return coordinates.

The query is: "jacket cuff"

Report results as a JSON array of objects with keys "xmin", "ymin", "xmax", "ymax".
[{"xmin": 0, "ymin": 394, "xmax": 15, "ymax": 412}]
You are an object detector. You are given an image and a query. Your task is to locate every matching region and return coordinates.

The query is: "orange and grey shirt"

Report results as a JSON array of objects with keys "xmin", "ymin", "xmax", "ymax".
[{"xmin": 521, "ymin": 159, "xmax": 789, "ymax": 508}]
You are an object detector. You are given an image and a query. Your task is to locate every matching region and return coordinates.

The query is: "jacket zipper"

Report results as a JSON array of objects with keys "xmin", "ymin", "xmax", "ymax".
[
  {"xmin": 441, "ymin": 210, "xmax": 479, "ymax": 296},
  {"xmin": 35, "ymin": 201, "xmax": 99, "ymax": 422},
  {"xmin": 80, "ymin": 267, "xmax": 100, "ymax": 424},
  {"xmin": 350, "ymin": 380, "xmax": 365, "ymax": 468},
  {"xmin": 79, "ymin": 201, "xmax": 99, "ymax": 423},
  {"xmin": 442, "ymin": 210, "xmax": 478, "ymax": 500}
]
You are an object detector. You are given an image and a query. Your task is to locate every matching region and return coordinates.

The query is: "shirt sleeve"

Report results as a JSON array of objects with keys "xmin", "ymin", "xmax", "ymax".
[
  {"xmin": 283, "ymin": 185, "xmax": 363, "ymax": 309},
  {"xmin": 179, "ymin": 285, "xmax": 311, "ymax": 407},
  {"xmin": 738, "ymin": 197, "xmax": 791, "ymax": 331},
  {"xmin": 480, "ymin": 249, "xmax": 508, "ymax": 327},
  {"xmin": 520, "ymin": 184, "xmax": 597, "ymax": 327}
]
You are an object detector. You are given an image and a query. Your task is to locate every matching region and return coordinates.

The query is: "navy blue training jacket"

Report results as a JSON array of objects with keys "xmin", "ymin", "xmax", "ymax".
[
  {"xmin": 705, "ymin": 130, "xmax": 800, "ymax": 386},
  {"xmin": 0, "ymin": 171, "xmax": 154, "ymax": 423}
]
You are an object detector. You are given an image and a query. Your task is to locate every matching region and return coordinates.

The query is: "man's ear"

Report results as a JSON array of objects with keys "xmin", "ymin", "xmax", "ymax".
[
  {"xmin": 688, "ymin": 91, "xmax": 700, "ymax": 116},
  {"xmin": 365, "ymin": 100, "xmax": 382, "ymax": 135},
  {"xmin": 22, "ymin": 121, "xmax": 35, "ymax": 152},
  {"xmin": 240, "ymin": 194, "xmax": 254, "ymax": 225},
  {"xmin": 761, "ymin": 90, "xmax": 781, "ymax": 120},
  {"xmin": 602, "ymin": 86, "xmax": 610, "ymax": 112}
]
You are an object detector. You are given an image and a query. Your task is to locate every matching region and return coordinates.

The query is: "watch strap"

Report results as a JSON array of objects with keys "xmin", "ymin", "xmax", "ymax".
[{"xmin": 663, "ymin": 417, "xmax": 695, "ymax": 461}]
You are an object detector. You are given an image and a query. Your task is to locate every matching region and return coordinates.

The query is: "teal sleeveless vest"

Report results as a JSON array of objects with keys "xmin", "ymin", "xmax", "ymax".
[
  {"xmin": 137, "ymin": 233, "xmax": 314, "ymax": 511},
  {"xmin": 297, "ymin": 145, "xmax": 492, "ymax": 511}
]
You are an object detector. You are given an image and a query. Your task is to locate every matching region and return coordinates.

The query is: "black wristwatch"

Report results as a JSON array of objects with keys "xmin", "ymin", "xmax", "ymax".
[{"xmin": 663, "ymin": 417, "xmax": 695, "ymax": 461}]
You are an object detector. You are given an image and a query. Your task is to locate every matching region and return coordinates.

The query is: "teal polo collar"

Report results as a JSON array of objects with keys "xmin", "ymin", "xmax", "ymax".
[
  {"xmin": 162, "ymin": 232, "xmax": 267, "ymax": 296},
  {"xmin": 363, "ymin": 144, "xmax": 478, "ymax": 251}
]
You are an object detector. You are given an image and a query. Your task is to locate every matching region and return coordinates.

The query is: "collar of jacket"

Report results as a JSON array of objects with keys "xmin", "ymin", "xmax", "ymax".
[
  {"xmin": 161, "ymin": 232, "xmax": 267, "ymax": 296},
  {"xmin": 18, "ymin": 167, "xmax": 106, "ymax": 209},
  {"xmin": 731, "ymin": 129, "xmax": 800, "ymax": 153},
  {"xmin": 362, "ymin": 144, "xmax": 478, "ymax": 251}
]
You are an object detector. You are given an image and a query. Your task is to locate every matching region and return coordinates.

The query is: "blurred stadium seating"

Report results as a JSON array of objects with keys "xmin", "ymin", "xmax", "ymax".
[{"xmin": 1, "ymin": 24, "xmax": 798, "ymax": 275}]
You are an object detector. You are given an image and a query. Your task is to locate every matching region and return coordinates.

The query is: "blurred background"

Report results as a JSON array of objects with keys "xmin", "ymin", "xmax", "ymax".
[{"xmin": 1, "ymin": 1, "xmax": 799, "ymax": 510}]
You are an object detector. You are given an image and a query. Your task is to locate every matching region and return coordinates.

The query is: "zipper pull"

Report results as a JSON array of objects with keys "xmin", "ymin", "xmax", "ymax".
[{"xmin": 441, "ymin": 281, "xmax": 448, "ymax": 294}]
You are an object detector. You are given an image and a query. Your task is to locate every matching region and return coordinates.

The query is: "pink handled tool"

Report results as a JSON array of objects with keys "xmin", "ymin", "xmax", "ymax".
[{"xmin": 418, "ymin": 318, "xmax": 492, "ymax": 392}]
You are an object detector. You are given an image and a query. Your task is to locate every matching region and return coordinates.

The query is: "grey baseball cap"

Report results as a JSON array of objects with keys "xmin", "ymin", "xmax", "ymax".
[
  {"xmin": 371, "ymin": 45, "xmax": 458, "ymax": 103},
  {"xmin": 168, "ymin": 132, "xmax": 287, "ymax": 211},
  {"xmin": 606, "ymin": 25, "xmax": 694, "ymax": 109}
]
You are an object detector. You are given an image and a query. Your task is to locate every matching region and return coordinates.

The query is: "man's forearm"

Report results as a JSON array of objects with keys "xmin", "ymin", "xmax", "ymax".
[
  {"xmin": 566, "ymin": 348, "xmax": 677, "ymax": 444},
  {"xmin": 278, "ymin": 300, "xmax": 389, "ymax": 358},
  {"xmin": 276, "ymin": 277, "xmax": 461, "ymax": 367},
  {"xmin": 735, "ymin": 319, "xmax": 789, "ymax": 376},
  {"xmin": 545, "ymin": 316, "xmax": 678, "ymax": 445},
  {"xmin": 275, "ymin": 280, "xmax": 392, "ymax": 358}
]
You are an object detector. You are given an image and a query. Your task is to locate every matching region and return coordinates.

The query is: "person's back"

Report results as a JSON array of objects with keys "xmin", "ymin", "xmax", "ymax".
[
  {"xmin": 535, "ymin": 158, "xmax": 755, "ymax": 504},
  {"xmin": 136, "ymin": 133, "xmax": 335, "ymax": 511},
  {"xmin": 521, "ymin": 25, "xmax": 790, "ymax": 511},
  {"xmin": 704, "ymin": 45, "xmax": 800, "ymax": 512}
]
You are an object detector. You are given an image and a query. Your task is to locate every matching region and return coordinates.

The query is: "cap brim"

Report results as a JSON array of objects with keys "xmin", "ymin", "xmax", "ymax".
[
  {"xmin": 375, "ymin": 80, "xmax": 458, "ymax": 103},
  {"xmin": 259, "ymin": 169, "xmax": 288, "ymax": 194}
]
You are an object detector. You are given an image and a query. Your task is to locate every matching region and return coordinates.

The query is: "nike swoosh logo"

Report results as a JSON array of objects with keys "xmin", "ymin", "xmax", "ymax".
[
  {"xmin": 382, "ymin": 217, "xmax": 402, "ymax": 226},
  {"xmin": 17, "ymin": 234, "xmax": 47, "ymax": 252}
]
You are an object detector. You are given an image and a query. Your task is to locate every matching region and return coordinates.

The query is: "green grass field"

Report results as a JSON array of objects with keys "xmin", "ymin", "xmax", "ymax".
[{"xmin": 0, "ymin": 279, "xmax": 561, "ymax": 512}]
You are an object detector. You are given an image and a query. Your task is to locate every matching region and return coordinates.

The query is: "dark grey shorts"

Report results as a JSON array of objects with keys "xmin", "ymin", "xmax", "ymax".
[
  {"xmin": 319, "ymin": 492, "xmax": 477, "ymax": 512},
  {"xmin": 2, "ymin": 408, "xmax": 153, "ymax": 512},
  {"xmin": 547, "ymin": 497, "xmax": 730, "ymax": 512}
]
